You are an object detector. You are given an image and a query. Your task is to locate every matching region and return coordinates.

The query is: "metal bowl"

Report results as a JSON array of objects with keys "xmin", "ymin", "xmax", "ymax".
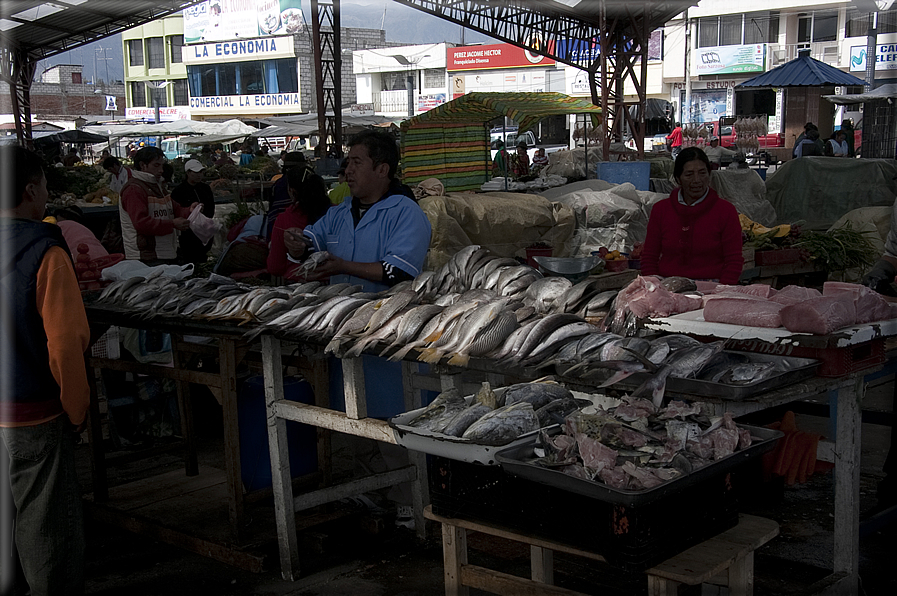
[{"xmin": 533, "ymin": 256, "xmax": 604, "ymax": 282}]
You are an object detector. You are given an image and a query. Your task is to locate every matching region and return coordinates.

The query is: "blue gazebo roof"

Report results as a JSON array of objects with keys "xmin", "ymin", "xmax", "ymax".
[{"xmin": 737, "ymin": 55, "xmax": 866, "ymax": 88}]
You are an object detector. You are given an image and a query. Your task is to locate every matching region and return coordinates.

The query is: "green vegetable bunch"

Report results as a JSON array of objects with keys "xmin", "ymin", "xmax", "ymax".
[{"xmin": 793, "ymin": 222, "xmax": 878, "ymax": 274}]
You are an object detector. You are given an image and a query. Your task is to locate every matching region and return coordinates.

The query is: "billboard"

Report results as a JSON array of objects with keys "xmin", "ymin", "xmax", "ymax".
[
  {"xmin": 447, "ymin": 42, "xmax": 555, "ymax": 71},
  {"xmin": 692, "ymin": 44, "xmax": 766, "ymax": 76},
  {"xmin": 182, "ymin": 36, "xmax": 295, "ymax": 64},
  {"xmin": 850, "ymin": 44, "xmax": 897, "ymax": 71},
  {"xmin": 184, "ymin": 0, "xmax": 304, "ymax": 44}
]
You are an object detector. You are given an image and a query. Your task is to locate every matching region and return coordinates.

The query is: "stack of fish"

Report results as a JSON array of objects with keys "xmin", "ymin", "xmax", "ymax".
[
  {"xmin": 532, "ymin": 398, "xmax": 754, "ymax": 491},
  {"xmin": 401, "ymin": 381, "xmax": 585, "ymax": 446}
]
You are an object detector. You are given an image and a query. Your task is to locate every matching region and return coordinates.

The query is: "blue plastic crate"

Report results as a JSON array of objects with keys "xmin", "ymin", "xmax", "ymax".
[{"xmin": 596, "ymin": 161, "xmax": 652, "ymax": 190}]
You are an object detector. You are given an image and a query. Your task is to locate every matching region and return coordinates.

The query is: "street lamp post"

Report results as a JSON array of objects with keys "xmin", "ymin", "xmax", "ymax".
[{"xmin": 390, "ymin": 54, "xmax": 430, "ymax": 117}]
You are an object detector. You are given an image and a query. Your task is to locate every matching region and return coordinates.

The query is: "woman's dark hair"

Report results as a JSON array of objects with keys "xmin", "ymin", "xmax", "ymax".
[
  {"xmin": 287, "ymin": 165, "xmax": 331, "ymax": 225},
  {"xmin": 673, "ymin": 147, "xmax": 711, "ymax": 180},
  {"xmin": 161, "ymin": 163, "xmax": 174, "ymax": 183},
  {"xmin": 348, "ymin": 129, "xmax": 399, "ymax": 181},
  {"xmin": 133, "ymin": 146, "xmax": 165, "ymax": 171},
  {"xmin": 1, "ymin": 146, "xmax": 44, "ymax": 209},
  {"xmin": 102, "ymin": 156, "xmax": 121, "ymax": 170}
]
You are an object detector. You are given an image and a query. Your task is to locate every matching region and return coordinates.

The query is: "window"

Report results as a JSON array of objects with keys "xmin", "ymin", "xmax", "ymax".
[
  {"xmin": 169, "ymin": 35, "xmax": 184, "ymax": 64},
  {"xmin": 201, "ymin": 66, "xmax": 216, "ymax": 96},
  {"xmin": 745, "ymin": 12, "xmax": 778, "ymax": 44},
  {"xmin": 218, "ymin": 63, "xmax": 237, "ymax": 95},
  {"xmin": 813, "ymin": 10, "xmax": 838, "ymax": 42},
  {"xmin": 130, "ymin": 81, "xmax": 146, "ymax": 107},
  {"xmin": 147, "ymin": 37, "xmax": 165, "ymax": 69},
  {"xmin": 239, "ymin": 62, "xmax": 264, "ymax": 94},
  {"xmin": 128, "ymin": 39, "xmax": 144, "ymax": 67},
  {"xmin": 71, "ymin": 72, "xmax": 81, "ymax": 84},
  {"xmin": 155, "ymin": 86, "xmax": 168, "ymax": 107},
  {"xmin": 172, "ymin": 79, "xmax": 188, "ymax": 105},
  {"xmin": 423, "ymin": 68, "xmax": 443, "ymax": 88},
  {"xmin": 381, "ymin": 72, "xmax": 407, "ymax": 91},
  {"xmin": 719, "ymin": 14, "xmax": 742, "ymax": 46},
  {"xmin": 848, "ymin": 8, "xmax": 897, "ymax": 36},
  {"xmin": 272, "ymin": 59, "xmax": 298, "ymax": 93},
  {"xmin": 698, "ymin": 16, "xmax": 719, "ymax": 48}
]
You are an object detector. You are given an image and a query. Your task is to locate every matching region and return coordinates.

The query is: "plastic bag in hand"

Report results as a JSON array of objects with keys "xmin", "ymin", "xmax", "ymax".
[{"xmin": 188, "ymin": 204, "xmax": 220, "ymax": 246}]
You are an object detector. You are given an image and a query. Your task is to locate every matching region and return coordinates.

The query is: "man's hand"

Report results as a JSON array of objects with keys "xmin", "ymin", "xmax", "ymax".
[
  {"xmin": 173, "ymin": 217, "xmax": 190, "ymax": 231},
  {"xmin": 284, "ymin": 228, "xmax": 311, "ymax": 260},
  {"xmin": 862, "ymin": 258, "xmax": 897, "ymax": 297},
  {"xmin": 305, "ymin": 254, "xmax": 345, "ymax": 281}
]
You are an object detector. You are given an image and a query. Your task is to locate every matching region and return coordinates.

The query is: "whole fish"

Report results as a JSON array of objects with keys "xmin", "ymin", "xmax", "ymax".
[
  {"xmin": 716, "ymin": 362, "xmax": 777, "ymax": 385},
  {"xmin": 428, "ymin": 300, "xmax": 509, "ymax": 366},
  {"xmin": 509, "ymin": 313, "xmax": 582, "ymax": 364},
  {"xmin": 522, "ymin": 321, "xmax": 597, "ymax": 366},
  {"xmin": 406, "ymin": 388, "xmax": 465, "ymax": 430},
  {"xmin": 365, "ymin": 289, "xmax": 418, "ymax": 332},
  {"xmin": 378, "ymin": 304, "xmax": 444, "ymax": 357},
  {"xmin": 343, "ymin": 312, "xmax": 404, "ymax": 358},
  {"xmin": 535, "ymin": 397, "xmax": 583, "ymax": 427},
  {"xmin": 462, "ymin": 402, "xmax": 540, "ymax": 446},
  {"xmin": 502, "ymin": 382, "xmax": 573, "ymax": 410},
  {"xmin": 441, "ymin": 404, "xmax": 492, "ymax": 437},
  {"xmin": 463, "ymin": 310, "xmax": 519, "ymax": 360},
  {"xmin": 527, "ymin": 277, "xmax": 573, "ymax": 314}
]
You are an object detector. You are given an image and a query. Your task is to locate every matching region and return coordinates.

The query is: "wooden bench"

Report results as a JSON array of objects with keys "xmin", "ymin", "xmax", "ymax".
[{"xmin": 424, "ymin": 505, "xmax": 779, "ymax": 596}]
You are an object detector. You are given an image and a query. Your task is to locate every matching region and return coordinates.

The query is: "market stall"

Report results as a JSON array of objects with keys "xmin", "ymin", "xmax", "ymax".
[{"xmin": 400, "ymin": 92, "xmax": 602, "ymax": 192}]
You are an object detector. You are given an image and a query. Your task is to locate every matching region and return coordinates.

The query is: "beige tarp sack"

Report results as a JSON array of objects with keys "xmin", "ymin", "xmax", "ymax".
[
  {"xmin": 766, "ymin": 157, "xmax": 897, "ymax": 229},
  {"xmin": 711, "ymin": 169, "xmax": 777, "ymax": 226},
  {"xmin": 419, "ymin": 192, "xmax": 574, "ymax": 271}
]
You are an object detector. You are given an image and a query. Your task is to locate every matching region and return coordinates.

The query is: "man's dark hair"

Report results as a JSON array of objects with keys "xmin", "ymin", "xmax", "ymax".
[
  {"xmin": 1, "ymin": 146, "xmax": 45, "ymax": 209},
  {"xmin": 348, "ymin": 129, "xmax": 399, "ymax": 181},
  {"xmin": 102, "ymin": 156, "xmax": 121, "ymax": 170},
  {"xmin": 673, "ymin": 146, "xmax": 712, "ymax": 180},
  {"xmin": 161, "ymin": 163, "xmax": 174, "ymax": 183},
  {"xmin": 133, "ymin": 146, "xmax": 165, "ymax": 171}
]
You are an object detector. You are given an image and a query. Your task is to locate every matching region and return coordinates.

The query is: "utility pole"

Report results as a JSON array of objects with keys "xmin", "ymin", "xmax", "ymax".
[{"xmin": 683, "ymin": 9, "xmax": 691, "ymax": 125}]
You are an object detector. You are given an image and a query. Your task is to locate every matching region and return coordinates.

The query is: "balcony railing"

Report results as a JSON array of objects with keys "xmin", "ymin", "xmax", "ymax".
[
  {"xmin": 373, "ymin": 89, "xmax": 413, "ymax": 114},
  {"xmin": 767, "ymin": 42, "xmax": 840, "ymax": 68}
]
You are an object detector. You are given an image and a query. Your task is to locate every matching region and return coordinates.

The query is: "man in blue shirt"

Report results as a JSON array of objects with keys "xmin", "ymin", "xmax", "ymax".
[{"xmin": 284, "ymin": 130, "xmax": 431, "ymax": 293}]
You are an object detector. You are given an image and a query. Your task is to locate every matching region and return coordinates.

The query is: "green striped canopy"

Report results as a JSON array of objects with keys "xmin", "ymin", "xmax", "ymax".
[{"xmin": 400, "ymin": 92, "xmax": 602, "ymax": 192}]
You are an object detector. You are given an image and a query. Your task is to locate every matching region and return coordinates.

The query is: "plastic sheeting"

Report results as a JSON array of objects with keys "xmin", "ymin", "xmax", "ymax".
[
  {"xmin": 711, "ymin": 169, "xmax": 777, "ymax": 226},
  {"xmin": 825, "ymin": 206, "xmax": 892, "ymax": 282},
  {"xmin": 766, "ymin": 157, "xmax": 897, "ymax": 229},
  {"xmin": 419, "ymin": 193, "xmax": 574, "ymax": 271}
]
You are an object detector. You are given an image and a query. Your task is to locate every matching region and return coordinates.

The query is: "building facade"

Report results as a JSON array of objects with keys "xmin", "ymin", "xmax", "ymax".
[{"xmin": 122, "ymin": 15, "xmax": 190, "ymax": 121}]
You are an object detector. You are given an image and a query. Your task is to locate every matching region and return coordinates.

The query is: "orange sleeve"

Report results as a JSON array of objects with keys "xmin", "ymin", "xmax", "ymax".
[{"xmin": 35, "ymin": 246, "xmax": 90, "ymax": 426}]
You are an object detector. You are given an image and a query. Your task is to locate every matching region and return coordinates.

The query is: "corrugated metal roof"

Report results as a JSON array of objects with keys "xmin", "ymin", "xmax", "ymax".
[
  {"xmin": 1, "ymin": 1, "xmax": 204, "ymax": 62},
  {"xmin": 738, "ymin": 55, "xmax": 867, "ymax": 88}
]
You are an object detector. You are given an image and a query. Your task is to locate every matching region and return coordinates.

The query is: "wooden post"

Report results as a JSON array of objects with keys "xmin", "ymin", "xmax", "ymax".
[
  {"xmin": 728, "ymin": 551, "xmax": 754, "ymax": 596},
  {"xmin": 218, "ymin": 338, "xmax": 244, "ymax": 537},
  {"xmin": 403, "ymin": 361, "xmax": 428, "ymax": 539},
  {"xmin": 442, "ymin": 521, "xmax": 469, "ymax": 596},
  {"xmin": 833, "ymin": 374, "xmax": 864, "ymax": 580},
  {"xmin": 170, "ymin": 335, "xmax": 198, "ymax": 476},
  {"xmin": 84, "ymin": 355, "xmax": 108, "ymax": 503},
  {"xmin": 530, "ymin": 545, "xmax": 554, "ymax": 584},
  {"xmin": 343, "ymin": 357, "xmax": 367, "ymax": 420},
  {"xmin": 262, "ymin": 336, "xmax": 301, "ymax": 580}
]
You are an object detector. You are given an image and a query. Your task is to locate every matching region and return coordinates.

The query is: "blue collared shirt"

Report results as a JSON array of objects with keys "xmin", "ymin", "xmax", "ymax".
[{"xmin": 303, "ymin": 191, "xmax": 432, "ymax": 292}]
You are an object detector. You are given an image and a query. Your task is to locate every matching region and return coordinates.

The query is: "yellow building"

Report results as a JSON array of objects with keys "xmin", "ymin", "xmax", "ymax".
[{"xmin": 122, "ymin": 15, "xmax": 190, "ymax": 120}]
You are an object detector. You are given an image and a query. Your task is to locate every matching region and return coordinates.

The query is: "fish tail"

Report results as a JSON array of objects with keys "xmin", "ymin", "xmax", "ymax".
[
  {"xmin": 417, "ymin": 348, "xmax": 442, "ymax": 364},
  {"xmin": 389, "ymin": 344, "xmax": 416, "ymax": 362},
  {"xmin": 446, "ymin": 353, "xmax": 470, "ymax": 367},
  {"xmin": 651, "ymin": 381, "xmax": 667, "ymax": 409},
  {"xmin": 378, "ymin": 342, "xmax": 398, "ymax": 358}
]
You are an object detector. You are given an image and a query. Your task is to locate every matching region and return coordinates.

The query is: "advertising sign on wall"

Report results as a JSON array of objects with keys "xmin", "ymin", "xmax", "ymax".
[
  {"xmin": 126, "ymin": 106, "xmax": 191, "ymax": 121},
  {"xmin": 184, "ymin": 0, "xmax": 304, "ymax": 44},
  {"xmin": 849, "ymin": 44, "xmax": 897, "ymax": 71},
  {"xmin": 189, "ymin": 92, "xmax": 301, "ymax": 114},
  {"xmin": 454, "ymin": 70, "xmax": 546, "ymax": 94},
  {"xmin": 182, "ymin": 36, "xmax": 295, "ymax": 64},
  {"xmin": 447, "ymin": 42, "xmax": 555, "ymax": 71},
  {"xmin": 686, "ymin": 89, "xmax": 728, "ymax": 123},
  {"xmin": 692, "ymin": 44, "xmax": 766, "ymax": 76},
  {"xmin": 417, "ymin": 93, "xmax": 447, "ymax": 111}
]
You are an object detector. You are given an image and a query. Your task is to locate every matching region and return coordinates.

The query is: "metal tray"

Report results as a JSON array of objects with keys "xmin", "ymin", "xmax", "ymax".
[
  {"xmin": 613, "ymin": 351, "xmax": 820, "ymax": 400},
  {"xmin": 389, "ymin": 386, "xmax": 561, "ymax": 466},
  {"xmin": 496, "ymin": 424, "xmax": 782, "ymax": 507}
]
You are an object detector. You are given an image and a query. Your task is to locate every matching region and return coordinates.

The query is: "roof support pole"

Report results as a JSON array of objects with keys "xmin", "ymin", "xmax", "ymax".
[
  {"xmin": 311, "ymin": 0, "xmax": 343, "ymax": 159},
  {"xmin": 1, "ymin": 47, "xmax": 36, "ymax": 147}
]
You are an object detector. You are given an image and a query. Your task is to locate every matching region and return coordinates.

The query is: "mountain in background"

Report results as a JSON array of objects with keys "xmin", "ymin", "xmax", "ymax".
[{"xmin": 34, "ymin": 0, "xmax": 496, "ymax": 84}]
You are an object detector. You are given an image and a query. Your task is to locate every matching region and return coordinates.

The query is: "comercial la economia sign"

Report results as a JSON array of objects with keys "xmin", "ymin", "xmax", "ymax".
[{"xmin": 447, "ymin": 42, "xmax": 556, "ymax": 72}]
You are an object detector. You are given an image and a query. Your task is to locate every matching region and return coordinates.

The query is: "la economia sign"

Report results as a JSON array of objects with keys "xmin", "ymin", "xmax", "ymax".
[{"xmin": 447, "ymin": 43, "xmax": 555, "ymax": 72}]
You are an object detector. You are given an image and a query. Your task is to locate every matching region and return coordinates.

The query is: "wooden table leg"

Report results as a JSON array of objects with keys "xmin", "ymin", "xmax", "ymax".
[
  {"xmin": 728, "ymin": 551, "xmax": 754, "ymax": 596},
  {"xmin": 402, "ymin": 361, "xmax": 429, "ymax": 539},
  {"xmin": 219, "ymin": 338, "xmax": 244, "ymax": 538},
  {"xmin": 833, "ymin": 375, "xmax": 863, "ymax": 581},
  {"xmin": 84, "ymin": 356, "xmax": 108, "ymax": 503},
  {"xmin": 442, "ymin": 521, "xmax": 469, "ymax": 596},
  {"xmin": 531, "ymin": 545, "xmax": 554, "ymax": 584},
  {"xmin": 647, "ymin": 575, "xmax": 680, "ymax": 596},
  {"xmin": 262, "ymin": 336, "xmax": 301, "ymax": 580},
  {"xmin": 170, "ymin": 336, "xmax": 198, "ymax": 477}
]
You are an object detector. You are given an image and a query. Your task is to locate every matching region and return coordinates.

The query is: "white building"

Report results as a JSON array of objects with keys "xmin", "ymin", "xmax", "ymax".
[{"xmin": 353, "ymin": 43, "xmax": 451, "ymax": 118}]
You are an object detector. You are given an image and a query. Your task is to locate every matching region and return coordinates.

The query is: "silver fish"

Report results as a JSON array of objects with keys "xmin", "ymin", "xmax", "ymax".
[
  {"xmin": 461, "ymin": 402, "xmax": 540, "ymax": 446},
  {"xmin": 365, "ymin": 289, "xmax": 418, "ymax": 332},
  {"xmin": 441, "ymin": 404, "xmax": 492, "ymax": 437},
  {"xmin": 510, "ymin": 313, "xmax": 583, "ymax": 364},
  {"xmin": 527, "ymin": 277, "xmax": 573, "ymax": 314},
  {"xmin": 378, "ymin": 304, "xmax": 444, "ymax": 357}
]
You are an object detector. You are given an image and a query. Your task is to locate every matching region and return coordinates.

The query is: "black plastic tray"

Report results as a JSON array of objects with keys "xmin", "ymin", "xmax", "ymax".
[
  {"xmin": 609, "ymin": 352, "xmax": 820, "ymax": 400},
  {"xmin": 495, "ymin": 424, "xmax": 782, "ymax": 507}
]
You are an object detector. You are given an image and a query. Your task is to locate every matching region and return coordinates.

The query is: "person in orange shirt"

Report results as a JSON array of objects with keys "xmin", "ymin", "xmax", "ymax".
[{"xmin": 0, "ymin": 146, "xmax": 90, "ymax": 595}]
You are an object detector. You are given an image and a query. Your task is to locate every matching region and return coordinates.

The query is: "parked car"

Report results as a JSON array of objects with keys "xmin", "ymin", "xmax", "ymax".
[{"xmin": 489, "ymin": 127, "xmax": 568, "ymax": 161}]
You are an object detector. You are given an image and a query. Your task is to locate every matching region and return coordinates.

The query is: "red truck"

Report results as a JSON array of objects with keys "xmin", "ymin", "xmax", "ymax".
[{"xmin": 685, "ymin": 115, "xmax": 786, "ymax": 165}]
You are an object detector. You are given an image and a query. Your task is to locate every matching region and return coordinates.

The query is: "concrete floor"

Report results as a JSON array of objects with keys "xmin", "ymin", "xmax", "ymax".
[{"xmin": 76, "ymin": 375, "xmax": 897, "ymax": 596}]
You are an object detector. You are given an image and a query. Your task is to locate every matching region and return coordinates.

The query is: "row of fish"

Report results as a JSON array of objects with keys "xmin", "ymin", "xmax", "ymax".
[{"xmin": 402, "ymin": 381, "xmax": 584, "ymax": 446}]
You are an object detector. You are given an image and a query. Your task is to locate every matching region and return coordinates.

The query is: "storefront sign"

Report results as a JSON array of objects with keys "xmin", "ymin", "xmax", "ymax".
[
  {"xmin": 849, "ymin": 44, "xmax": 897, "ymax": 71},
  {"xmin": 692, "ymin": 44, "xmax": 766, "ymax": 76},
  {"xmin": 188, "ymin": 92, "xmax": 301, "ymax": 114},
  {"xmin": 447, "ymin": 43, "xmax": 555, "ymax": 71},
  {"xmin": 455, "ymin": 71, "xmax": 546, "ymax": 93},
  {"xmin": 183, "ymin": 35, "xmax": 295, "ymax": 64},
  {"xmin": 184, "ymin": 0, "xmax": 304, "ymax": 44},
  {"xmin": 417, "ymin": 93, "xmax": 446, "ymax": 111},
  {"xmin": 125, "ymin": 106, "xmax": 191, "ymax": 121},
  {"xmin": 672, "ymin": 80, "xmax": 739, "ymax": 90}
]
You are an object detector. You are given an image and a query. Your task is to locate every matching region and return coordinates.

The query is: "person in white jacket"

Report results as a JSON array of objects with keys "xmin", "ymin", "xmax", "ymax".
[{"xmin": 703, "ymin": 136, "xmax": 736, "ymax": 166}]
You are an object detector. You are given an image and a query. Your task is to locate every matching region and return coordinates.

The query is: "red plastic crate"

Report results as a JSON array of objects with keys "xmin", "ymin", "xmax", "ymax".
[{"xmin": 754, "ymin": 248, "xmax": 803, "ymax": 266}]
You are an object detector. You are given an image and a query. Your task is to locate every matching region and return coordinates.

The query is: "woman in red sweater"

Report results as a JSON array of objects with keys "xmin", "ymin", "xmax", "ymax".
[
  {"xmin": 641, "ymin": 147, "xmax": 743, "ymax": 285},
  {"xmin": 267, "ymin": 165, "xmax": 332, "ymax": 279}
]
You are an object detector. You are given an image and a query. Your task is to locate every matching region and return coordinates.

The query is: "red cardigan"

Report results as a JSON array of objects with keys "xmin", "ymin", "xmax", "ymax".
[
  {"xmin": 640, "ymin": 188, "xmax": 744, "ymax": 285},
  {"xmin": 266, "ymin": 205, "xmax": 309, "ymax": 278}
]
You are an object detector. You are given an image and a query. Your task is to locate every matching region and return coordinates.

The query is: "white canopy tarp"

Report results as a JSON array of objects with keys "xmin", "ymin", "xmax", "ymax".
[{"xmin": 83, "ymin": 119, "xmax": 256, "ymax": 139}]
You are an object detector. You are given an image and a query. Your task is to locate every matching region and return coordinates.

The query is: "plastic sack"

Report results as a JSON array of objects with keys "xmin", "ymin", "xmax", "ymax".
[
  {"xmin": 188, "ymin": 204, "xmax": 220, "ymax": 246},
  {"xmin": 101, "ymin": 260, "xmax": 194, "ymax": 281}
]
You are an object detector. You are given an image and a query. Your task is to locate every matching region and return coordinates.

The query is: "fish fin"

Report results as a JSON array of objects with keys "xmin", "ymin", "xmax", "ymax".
[
  {"xmin": 598, "ymin": 370, "xmax": 635, "ymax": 388},
  {"xmin": 619, "ymin": 346, "xmax": 658, "ymax": 372},
  {"xmin": 423, "ymin": 329, "xmax": 443, "ymax": 343},
  {"xmin": 378, "ymin": 342, "xmax": 399, "ymax": 358},
  {"xmin": 389, "ymin": 343, "xmax": 417, "ymax": 362},
  {"xmin": 651, "ymin": 381, "xmax": 667, "ymax": 409},
  {"xmin": 446, "ymin": 353, "xmax": 470, "ymax": 367},
  {"xmin": 417, "ymin": 348, "xmax": 443, "ymax": 364}
]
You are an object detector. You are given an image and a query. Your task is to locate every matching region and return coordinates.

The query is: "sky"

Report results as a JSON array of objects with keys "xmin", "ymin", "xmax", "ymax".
[{"xmin": 35, "ymin": 0, "xmax": 495, "ymax": 84}]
